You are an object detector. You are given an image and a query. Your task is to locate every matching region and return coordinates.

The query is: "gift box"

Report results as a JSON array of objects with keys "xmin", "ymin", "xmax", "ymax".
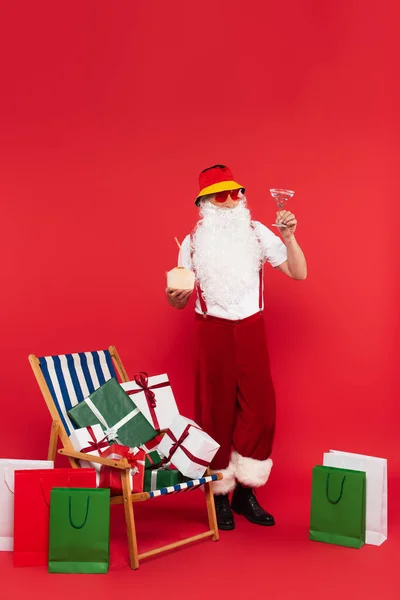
[
  {"xmin": 138, "ymin": 435, "xmax": 165, "ymax": 468},
  {"xmin": 67, "ymin": 377, "xmax": 157, "ymax": 447},
  {"xmin": 158, "ymin": 415, "xmax": 220, "ymax": 479},
  {"xmin": 144, "ymin": 467, "xmax": 185, "ymax": 492},
  {"xmin": 138, "ymin": 434, "xmax": 163, "ymax": 453},
  {"xmin": 69, "ymin": 425, "xmax": 110, "ymax": 484},
  {"xmin": 144, "ymin": 450, "xmax": 165, "ymax": 469},
  {"xmin": 99, "ymin": 444, "xmax": 145, "ymax": 496},
  {"xmin": 121, "ymin": 373, "xmax": 180, "ymax": 432}
]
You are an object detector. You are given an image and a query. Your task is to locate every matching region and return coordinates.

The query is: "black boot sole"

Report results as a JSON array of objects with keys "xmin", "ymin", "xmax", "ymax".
[
  {"xmin": 217, "ymin": 521, "xmax": 236, "ymax": 531},
  {"xmin": 232, "ymin": 508, "xmax": 275, "ymax": 527}
]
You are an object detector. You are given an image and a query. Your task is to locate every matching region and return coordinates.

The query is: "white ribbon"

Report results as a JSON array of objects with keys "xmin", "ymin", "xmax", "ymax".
[
  {"xmin": 129, "ymin": 459, "xmax": 145, "ymax": 479},
  {"xmin": 112, "ymin": 407, "xmax": 140, "ymax": 431},
  {"xmin": 85, "ymin": 398, "xmax": 109, "ymax": 429},
  {"xmin": 158, "ymin": 461, "xmax": 172, "ymax": 470},
  {"xmin": 151, "ymin": 470, "xmax": 158, "ymax": 491},
  {"xmin": 84, "ymin": 398, "xmax": 140, "ymax": 441},
  {"xmin": 104, "ymin": 427, "xmax": 118, "ymax": 441},
  {"xmin": 130, "ymin": 459, "xmax": 145, "ymax": 486}
]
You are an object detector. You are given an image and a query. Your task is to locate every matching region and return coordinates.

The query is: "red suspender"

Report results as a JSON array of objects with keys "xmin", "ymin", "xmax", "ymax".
[
  {"xmin": 258, "ymin": 267, "xmax": 263, "ymax": 311},
  {"xmin": 190, "ymin": 231, "xmax": 208, "ymax": 315},
  {"xmin": 197, "ymin": 283, "xmax": 208, "ymax": 315},
  {"xmin": 251, "ymin": 222, "xmax": 264, "ymax": 312}
]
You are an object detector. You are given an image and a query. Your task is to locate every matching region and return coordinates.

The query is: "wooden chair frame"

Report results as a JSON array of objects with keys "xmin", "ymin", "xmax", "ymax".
[{"xmin": 29, "ymin": 345, "xmax": 221, "ymax": 569}]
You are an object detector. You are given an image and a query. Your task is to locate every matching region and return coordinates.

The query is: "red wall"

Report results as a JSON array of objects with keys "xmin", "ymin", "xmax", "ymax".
[{"xmin": 0, "ymin": 1, "xmax": 398, "ymax": 481}]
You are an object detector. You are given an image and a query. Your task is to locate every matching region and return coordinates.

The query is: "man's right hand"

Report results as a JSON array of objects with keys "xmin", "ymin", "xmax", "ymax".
[{"xmin": 166, "ymin": 287, "xmax": 193, "ymax": 310}]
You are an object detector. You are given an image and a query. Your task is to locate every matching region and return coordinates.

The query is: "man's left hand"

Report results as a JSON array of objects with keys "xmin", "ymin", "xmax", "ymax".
[{"xmin": 276, "ymin": 210, "xmax": 297, "ymax": 239}]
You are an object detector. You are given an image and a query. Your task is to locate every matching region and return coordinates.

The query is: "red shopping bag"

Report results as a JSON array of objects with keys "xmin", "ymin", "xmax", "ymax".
[{"xmin": 13, "ymin": 468, "xmax": 96, "ymax": 567}]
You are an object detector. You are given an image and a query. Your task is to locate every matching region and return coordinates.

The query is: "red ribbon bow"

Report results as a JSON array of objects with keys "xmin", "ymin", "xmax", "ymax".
[
  {"xmin": 165, "ymin": 424, "xmax": 209, "ymax": 468},
  {"xmin": 123, "ymin": 450, "xmax": 145, "ymax": 476},
  {"xmin": 134, "ymin": 372, "xmax": 157, "ymax": 408},
  {"xmin": 124, "ymin": 372, "xmax": 170, "ymax": 432},
  {"xmin": 80, "ymin": 426, "xmax": 109, "ymax": 455},
  {"xmin": 125, "ymin": 451, "xmax": 139, "ymax": 468}
]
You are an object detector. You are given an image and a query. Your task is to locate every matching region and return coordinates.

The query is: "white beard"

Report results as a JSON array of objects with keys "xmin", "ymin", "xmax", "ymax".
[{"xmin": 191, "ymin": 200, "xmax": 263, "ymax": 308}]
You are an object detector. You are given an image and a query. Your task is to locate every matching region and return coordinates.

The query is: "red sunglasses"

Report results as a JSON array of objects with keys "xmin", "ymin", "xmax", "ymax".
[{"xmin": 214, "ymin": 189, "xmax": 244, "ymax": 203}]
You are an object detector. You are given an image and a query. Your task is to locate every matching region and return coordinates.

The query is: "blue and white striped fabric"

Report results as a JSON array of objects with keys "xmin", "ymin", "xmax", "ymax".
[
  {"xmin": 148, "ymin": 474, "xmax": 218, "ymax": 499},
  {"xmin": 39, "ymin": 350, "xmax": 117, "ymax": 436}
]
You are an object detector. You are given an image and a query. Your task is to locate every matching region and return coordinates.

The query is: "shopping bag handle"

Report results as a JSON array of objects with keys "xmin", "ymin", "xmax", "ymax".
[
  {"xmin": 69, "ymin": 496, "xmax": 90, "ymax": 529},
  {"xmin": 3, "ymin": 468, "xmax": 14, "ymax": 494},
  {"xmin": 326, "ymin": 472, "xmax": 346, "ymax": 504}
]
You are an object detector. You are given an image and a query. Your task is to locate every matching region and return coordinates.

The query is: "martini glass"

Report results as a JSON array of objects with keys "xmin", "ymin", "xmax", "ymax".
[{"xmin": 270, "ymin": 188, "xmax": 295, "ymax": 228}]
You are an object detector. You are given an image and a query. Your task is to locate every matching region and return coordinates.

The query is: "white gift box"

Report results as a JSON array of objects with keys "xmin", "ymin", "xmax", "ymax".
[
  {"xmin": 158, "ymin": 415, "xmax": 220, "ymax": 479},
  {"xmin": 69, "ymin": 425, "xmax": 109, "ymax": 485},
  {"xmin": 121, "ymin": 373, "xmax": 179, "ymax": 432},
  {"xmin": 323, "ymin": 450, "xmax": 387, "ymax": 546},
  {"xmin": 0, "ymin": 459, "xmax": 53, "ymax": 551}
]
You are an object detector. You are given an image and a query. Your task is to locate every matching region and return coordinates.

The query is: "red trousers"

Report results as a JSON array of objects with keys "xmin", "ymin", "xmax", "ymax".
[{"xmin": 194, "ymin": 311, "xmax": 276, "ymax": 471}]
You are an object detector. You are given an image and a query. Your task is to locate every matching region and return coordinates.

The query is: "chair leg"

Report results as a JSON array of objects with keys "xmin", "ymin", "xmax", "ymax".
[
  {"xmin": 121, "ymin": 469, "xmax": 140, "ymax": 569},
  {"xmin": 204, "ymin": 471, "xmax": 219, "ymax": 542},
  {"xmin": 48, "ymin": 421, "xmax": 59, "ymax": 462}
]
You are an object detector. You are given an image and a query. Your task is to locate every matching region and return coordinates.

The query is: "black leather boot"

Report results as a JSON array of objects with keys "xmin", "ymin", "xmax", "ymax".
[
  {"xmin": 231, "ymin": 484, "xmax": 275, "ymax": 526},
  {"xmin": 214, "ymin": 494, "xmax": 235, "ymax": 530}
]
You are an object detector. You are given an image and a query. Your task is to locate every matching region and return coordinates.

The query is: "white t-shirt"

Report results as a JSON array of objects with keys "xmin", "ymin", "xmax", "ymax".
[{"xmin": 179, "ymin": 221, "xmax": 288, "ymax": 320}]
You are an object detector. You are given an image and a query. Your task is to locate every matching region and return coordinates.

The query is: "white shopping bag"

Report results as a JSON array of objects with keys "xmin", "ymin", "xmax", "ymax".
[
  {"xmin": 0, "ymin": 459, "xmax": 53, "ymax": 551},
  {"xmin": 323, "ymin": 450, "xmax": 387, "ymax": 546}
]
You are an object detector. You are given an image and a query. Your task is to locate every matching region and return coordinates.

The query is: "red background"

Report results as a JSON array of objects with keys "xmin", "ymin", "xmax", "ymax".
[{"xmin": 0, "ymin": 0, "xmax": 398, "ymax": 489}]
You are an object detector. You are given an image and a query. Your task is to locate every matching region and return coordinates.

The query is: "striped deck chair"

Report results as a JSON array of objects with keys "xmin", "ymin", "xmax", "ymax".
[{"xmin": 29, "ymin": 345, "xmax": 221, "ymax": 569}]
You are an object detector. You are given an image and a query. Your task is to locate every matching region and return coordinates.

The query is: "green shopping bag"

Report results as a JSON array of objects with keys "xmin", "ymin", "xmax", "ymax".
[
  {"xmin": 49, "ymin": 488, "xmax": 110, "ymax": 573},
  {"xmin": 310, "ymin": 466, "xmax": 366, "ymax": 548}
]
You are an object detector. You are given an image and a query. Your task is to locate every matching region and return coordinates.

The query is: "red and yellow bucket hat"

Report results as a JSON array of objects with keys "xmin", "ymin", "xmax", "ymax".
[{"xmin": 195, "ymin": 164, "xmax": 245, "ymax": 205}]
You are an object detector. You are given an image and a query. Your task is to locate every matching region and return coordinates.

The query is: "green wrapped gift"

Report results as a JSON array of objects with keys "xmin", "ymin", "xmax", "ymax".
[
  {"xmin": 67, "ymin": 378, "xmax": 157, "ymax": 448},
  {"xmin": 49, "ymin": 488, "xmax": 110, "ymax": 574},
  {"xmin": 144, "ymin": 468, "xmax": 186, "ymax": 492},
  {"xmin": 144, "ymin": 449, "xmax": 165, "ymax": 469},
  {"xmin": 310, "ymin": 465, "xmax": 366, "ymax": 548}
]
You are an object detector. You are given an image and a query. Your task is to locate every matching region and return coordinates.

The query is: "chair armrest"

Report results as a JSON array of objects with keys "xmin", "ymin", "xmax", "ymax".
[
  {"xmin": 205, "ymin": 467, "xmax": 223, "ymax": 481},
  {"xmin": 58, "ymin": 448, "xmax": 130, "ymax": 470}
]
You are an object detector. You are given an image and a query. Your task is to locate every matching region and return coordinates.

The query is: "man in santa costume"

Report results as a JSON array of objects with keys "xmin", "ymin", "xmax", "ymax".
[{"xmin": 166, "ymin": 165, "xmax": 307, "ymax": 530}]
